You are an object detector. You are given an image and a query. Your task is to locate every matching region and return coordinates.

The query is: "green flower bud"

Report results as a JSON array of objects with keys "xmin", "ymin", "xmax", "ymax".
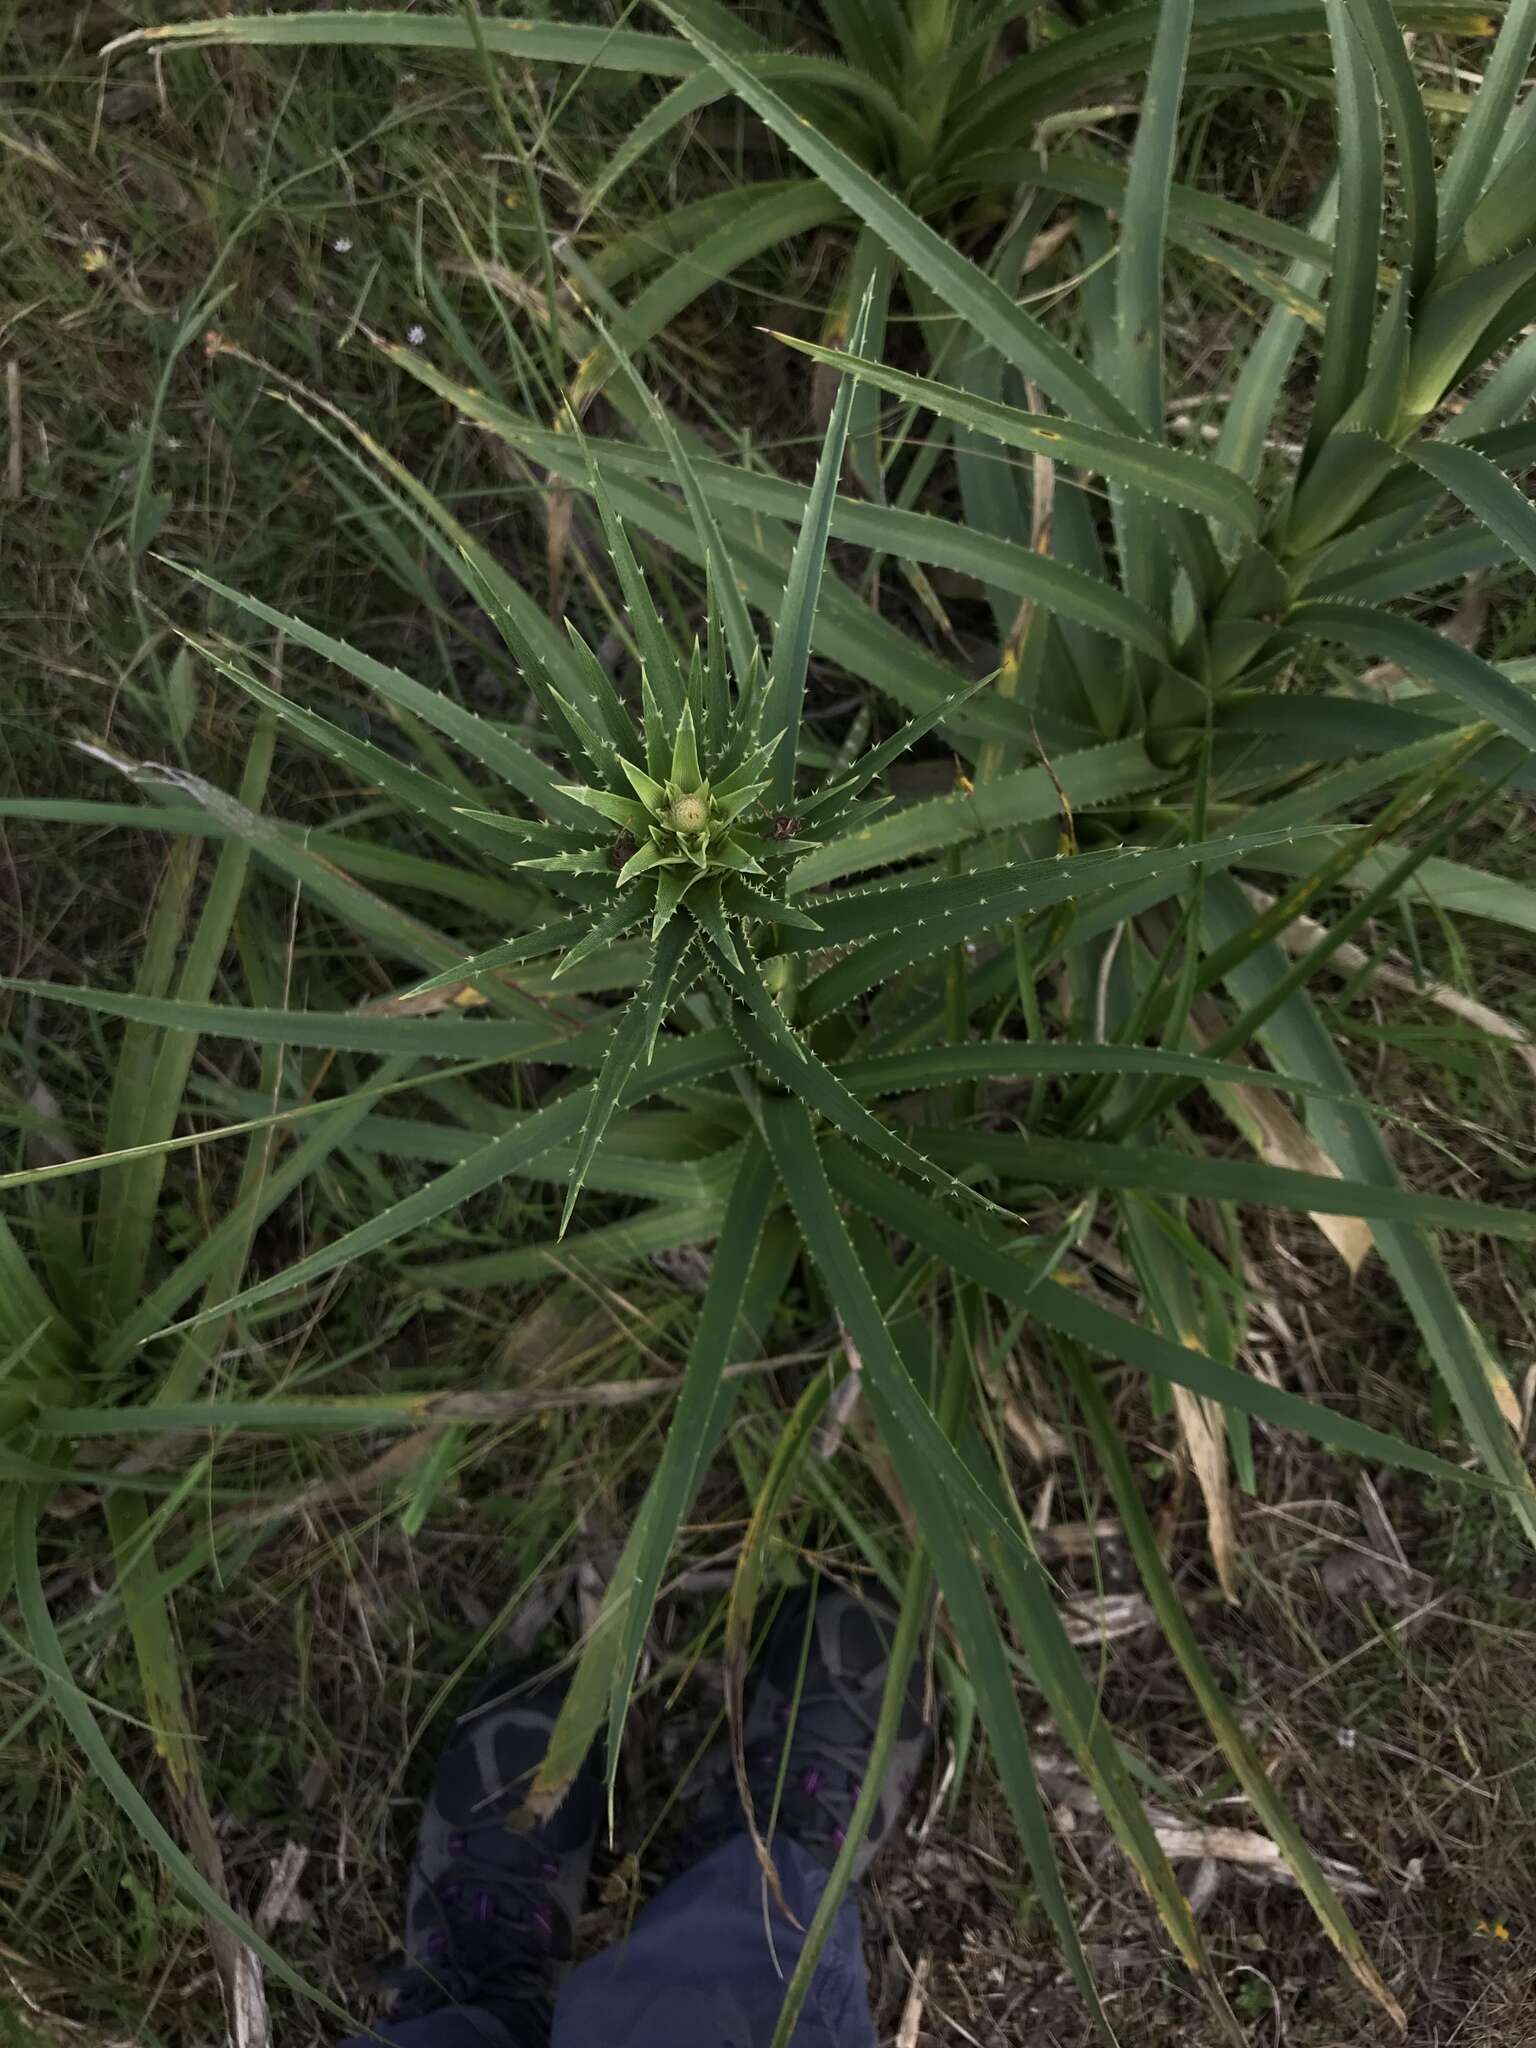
[{"xmin": 669, "ymin": 792, "xmax": 709, "ymax": 835}]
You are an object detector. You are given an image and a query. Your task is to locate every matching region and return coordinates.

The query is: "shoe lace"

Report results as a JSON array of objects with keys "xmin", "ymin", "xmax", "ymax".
[
  {"xmin": 670, "ymin": 1671, "xmax": 875, "ymax": 1876},
  {"xmin": 745, "ymin": 1683, "xmax": 872, "ymax": 1858},
  {"xmin": 381, "ymin": 1829, "xmax": 568, "ymax": 2024}
]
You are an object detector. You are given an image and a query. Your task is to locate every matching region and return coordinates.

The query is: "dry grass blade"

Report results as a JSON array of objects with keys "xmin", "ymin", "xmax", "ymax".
[
  {"xmin": 1172, "ymin": 1385, "xmax": 1240, "ymax": 1605},
  {"xmin": 1188, "ymin": 994, "xmax": 1373, "ymax": 1274},
  {"xmin": 1240, "ymin": 882, "xmax": 1536, "ymax": 1082}
]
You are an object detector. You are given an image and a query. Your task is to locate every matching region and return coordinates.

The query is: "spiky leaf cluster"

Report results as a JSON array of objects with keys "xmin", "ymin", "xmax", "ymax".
[{"xmin": 524, "ymin": 637, "xmax": 828, "ymax": 976}]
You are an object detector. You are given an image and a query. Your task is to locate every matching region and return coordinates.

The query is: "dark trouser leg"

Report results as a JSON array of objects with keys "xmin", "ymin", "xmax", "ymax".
[
  {"xmin": 336, "ymin": 2006, "xmax": 531, "ymax": 2048},
  {"xmin": 551, "ymin": 1833, "xmax": 878, "ymax": 2048}
]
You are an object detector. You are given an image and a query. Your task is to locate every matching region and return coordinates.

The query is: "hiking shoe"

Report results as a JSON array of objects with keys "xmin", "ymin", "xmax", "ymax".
[
  {"xmin": 733, "ymin": 1583, "xmax": 929, "ymax": 1880},
  {"xmin": 379, "ymin": 1668, "xmax": 601, "ymax": 2033}
]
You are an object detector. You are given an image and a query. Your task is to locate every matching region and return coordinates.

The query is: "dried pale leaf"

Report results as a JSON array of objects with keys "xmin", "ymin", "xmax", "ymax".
[
  {"xmin": 1237, "ymin": 1083, "xmax": 1371, "ymax": 1271},
  {"xmin": 1025, "ymin": 215, "xmax": 1080, "ymax": 274},
  {"xmin": 363, "ymin": 981, "xmax": 489, "ymax": 1017},
  {"xmin": 1033, "ymin": 1517, "xmax": 1125, "ymax": 1560},
  {"xmin": 1002, "ymin": 1393, "xmax": 1068, "ymax": 1461},
  {"xmin": 178, "ymin": 1786, "xmax": 270, "ymax": 2048},
  {"xmin": 1151, "ymin": 1823, "xmax": 1375, "ymax": 1897},
  {"xmin": 1362, "ymin": 579, "xmax": 1487, "ymax": 686},
  {"xmin": 230, "ymin": 1946, "xmax": 272, "ymax": 2048},
  {"xmin": 1172, "ymin": 1381, "xmax": 1239, "ymax": 1605},
  {"xmin": 896, "ymin": 1954, "xmax": 931, "ymax": 2048},
  {"xmin": 26, "ymin": 1079, "xmax": 78, "ymax": 1167},
  {"xmin": 1319, "ymin": 1544, "xmax": 1425, "ymax": 1609},
  {"xmin": 1059, "ymin": 1591, "xmax": 1155, "ymax": 1645},
  {"xmin": 1463, "ymin": 1308, "xmax": 1523, "ymax": 1430},
  {"xmin": 254, "ymin": 1843, "xmax": 311, "ymax": 1937},
  {"xmin": 546, "ymin": 483, "xmax": 575, "ymax": 619},
  {"xmin": 1190, "ymin": 994, "xmax": 1374, "ymax": 1274},
  {"xmin": 1241, "ymin": 882, "xmax": 1536, "ymax": 1082},
  {"xmin": 576, "ymin": 1556, "xmax": 605, "ymax": 1640}
]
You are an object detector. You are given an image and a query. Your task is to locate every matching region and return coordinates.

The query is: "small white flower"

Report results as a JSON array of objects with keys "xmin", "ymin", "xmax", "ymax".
[
  {"xmin": 1336, "ymin": 1727, "xmax": 1358, "ymax": 1751},
  {"xmin": 407, "ymin": 324, "xmax": 426, "ymax": 348},
  {"xmin": 331, "ymin": 235, "xmax": 353, "ymax": 254}
]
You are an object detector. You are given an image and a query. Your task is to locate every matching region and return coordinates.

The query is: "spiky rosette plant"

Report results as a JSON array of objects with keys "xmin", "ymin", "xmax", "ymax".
[
  {"xmin": 444, "ymin": 384, "xmax": 1021, "ymax": 1237},
  {"xmin": 12, "ymin": 237, "xmax": 1536, "ymax": 2048},
  {"xmin": 519, "ymin": 658, "xmax": 813, "ymax": 974},
  {"xmin": 12, "ymin": 13, "xmax": 1536, "ymax": 2045}
]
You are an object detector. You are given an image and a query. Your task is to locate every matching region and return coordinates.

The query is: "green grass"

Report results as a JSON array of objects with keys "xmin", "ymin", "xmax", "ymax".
[{"xmin": 4, "ymin": 5, "xmax": 1536, "ymax": 2045}]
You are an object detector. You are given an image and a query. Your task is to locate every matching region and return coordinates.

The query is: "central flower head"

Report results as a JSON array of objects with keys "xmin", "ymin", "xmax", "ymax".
[
  {"xmin": 536, "ymin": 646, "xmax": 831, "ymax": 968},
  {"xmin": 668, "ymin": 792, "xmax": 710, "ymax": 835}
]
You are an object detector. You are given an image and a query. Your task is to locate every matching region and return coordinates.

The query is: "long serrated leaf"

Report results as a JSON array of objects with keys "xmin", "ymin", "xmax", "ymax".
[
  {"xmin": 762, "ymin": 292, "xmax": 872, "ymax": 805},
  {"xmin": 836, "ymin": 1039, "xmax": 1377, "ymax": 1114},
  {"xmin": 934, "ymin": 2, "xmax": 1498, "ymax": 171},
  {"xmin": 1118, "ymin": 0, "xmax": 1192, "ymax": 434},
  {"xmin": 388, "ymin": 378, "xmax": 1175, "ymax": 668},
  {"xmin": 98, "ymin": 1059, "xmax": 418, "ymax": 1374},
  {"xmin": 1403, "ymin": 438, "xmax": 1536, "ymax": 578},
  {"xmin": 825, "ymin": 1138, "xmax": 1503, "ymax": 1491},
  {"xmin": 0, "ymin": 979, "xmax": 605, "ymax": 1066},
  {"xmin": 772, "ymin": 338, "xmax": 1261, "ymax": 538},
  {"xmin": 799, "ymin": 828, "xmax": 1298, "ymax": 1020},
  {"xmin": 922, "ymin": 1127, "xmax": 1536, "ymax": 1239},
  {"xmin": 195, "ymin": 644, "xmax": 529, "ymax": 866},
  {"xmin": 1288, "ymin": 602, "xmax": 1536, "ymax": 751},
  {"xmin": 1305, "ymin": 2, "xmax": 1383, "ymax": 465},
  {"xmin": 581, "ymin": 443, "xmax": 686, "ymax": 724},
  {"xmin": 552, "ymin": 896, "xmax": 649, "ymax": 984},
  {"xmin": 1217, "ymin": 175, "xmax": 1339, "ymax": 482},
  {"xmin": 608, "ymin": 353, "xmax": 756, "ymax": 688},
  {"xmin": 149, "ymin": 1032, "xmax": 739, "ymax": 1336},
  {"xmin": 1255, "ymin": 837, "xmax": 1536, "ymax": 938},
  {"xmin": 411, "ymin": 1197, "xmax": 728, "ymax": 1290},
  {"xmin": 1437, "ymin": 0, "xmax": 1536, "ymax": 248},
  {"xmin": 980, "ymin": 1521, "xmax": 1216, "ymax": 1989},
  {"xmin": 713, "ymin": 951, "xmax": 1006, "ymax": 1215},
  {"xmin": 1065, "ymin": 1354, "xmax": 1405, "ymax": 2022},
  {"xmin": 1344, "ymin": 0, "xmax": 1436, "ymax": 301},
  {"xmin": 655, "ymin": 4, "xmax": 1134, "ymax": 432},
  {"xmin": 107, "ymin": 9, "xmax": 699, "ymax": 68},
  {"xmin": 968, "ymin": 151, "xmax": 1334, "ymax": 269},
  {"xmin": 796, "ymin": 677, "xmax": 990, "ymax": 826},
  {"xmin": 560, "ymin": 926, "xmax": 694, "ymax": 1234},
  {"xmin": 86, "ymin": 838, "xmax": 198, "ymax": 1330},
  {"xmin": 531, "ymin": 1141, "xmax": 778, "ymax": 1812},
  {"xmin": 163, "ymin": 562, "xmax": 588, "ymax": 828},
  {"xmin": 757, "ymin": 1101, "xmax": 1125, "ymax": 2032},
  {"xmin": 793, "ymin": 738, "xmax": 1169, "ymax": 888},
  {"xmin": 1200, "ymin": 871, "xmax": 1536, "ymax": 1546}
]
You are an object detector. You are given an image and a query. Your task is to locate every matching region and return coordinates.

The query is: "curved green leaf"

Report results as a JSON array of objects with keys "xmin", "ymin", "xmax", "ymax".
[
  {"xmin": 1305, "ymin": 0, "xmax": 1382, "ymax": 464},
  {"xmin": 1436, "ymin": 0, "xmax": 1536, "ymax": 247},
  {"xmin": 1288, "ymin": 602, "xmax": 1536, "ymax": 752},
  {"xmin": 164, "ymin": 562, "xmax": 587, "ymax": 829},
  {"xmin": 773, "ymin": 337, "xmax": 1263, "ymax": 537},
  {"xmin": 763, "ymin": 290, "xmax": 871, "ymax": 805},
  {"xmin": 923, "ymin": 1128, "xmax": 1536, "ymax": 1239},
  {"xmin": 108, "ymin": 10, "xmax": 698, "ymax": 71},
  {"xmin": 798, "ymin": 828, "xmax": 1297, "ymax": 1019},
  {"xmin": 531, "ymin": 1141, "xmax": 778, "ymax": 1810},
  {"xmin": 402, "ymin": 371, "xmax": 1172, "ymax": 664},
  {"xmin": 825, "ymin": 1137, "xmax": 1505, "ymax": 1491},
  {"xmin": 1200, "ymin": 871, "xmax": 1536, "ymax": 1545},
  {"xmin": 1403, "ymin": 438, "xmax": 1536, "ymax": 578},
  {"xmin": 655, "ymin": 4, "xmax": 1133, "ymax": 432},
  {"xmin": 794, "ymin": 739, "xmax": 1170, "ymax": 888},
  {"xmin": 757, "ymin": 1101, "xmax": 1127, "ymax": 2025},
  {"xmin": 1118, "ymin": 0, "xmax": 1192, "ymax": 435},
  {"xmin": 1343, "ymin": 0, "xmax": 1436, "ymax": 301}
]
